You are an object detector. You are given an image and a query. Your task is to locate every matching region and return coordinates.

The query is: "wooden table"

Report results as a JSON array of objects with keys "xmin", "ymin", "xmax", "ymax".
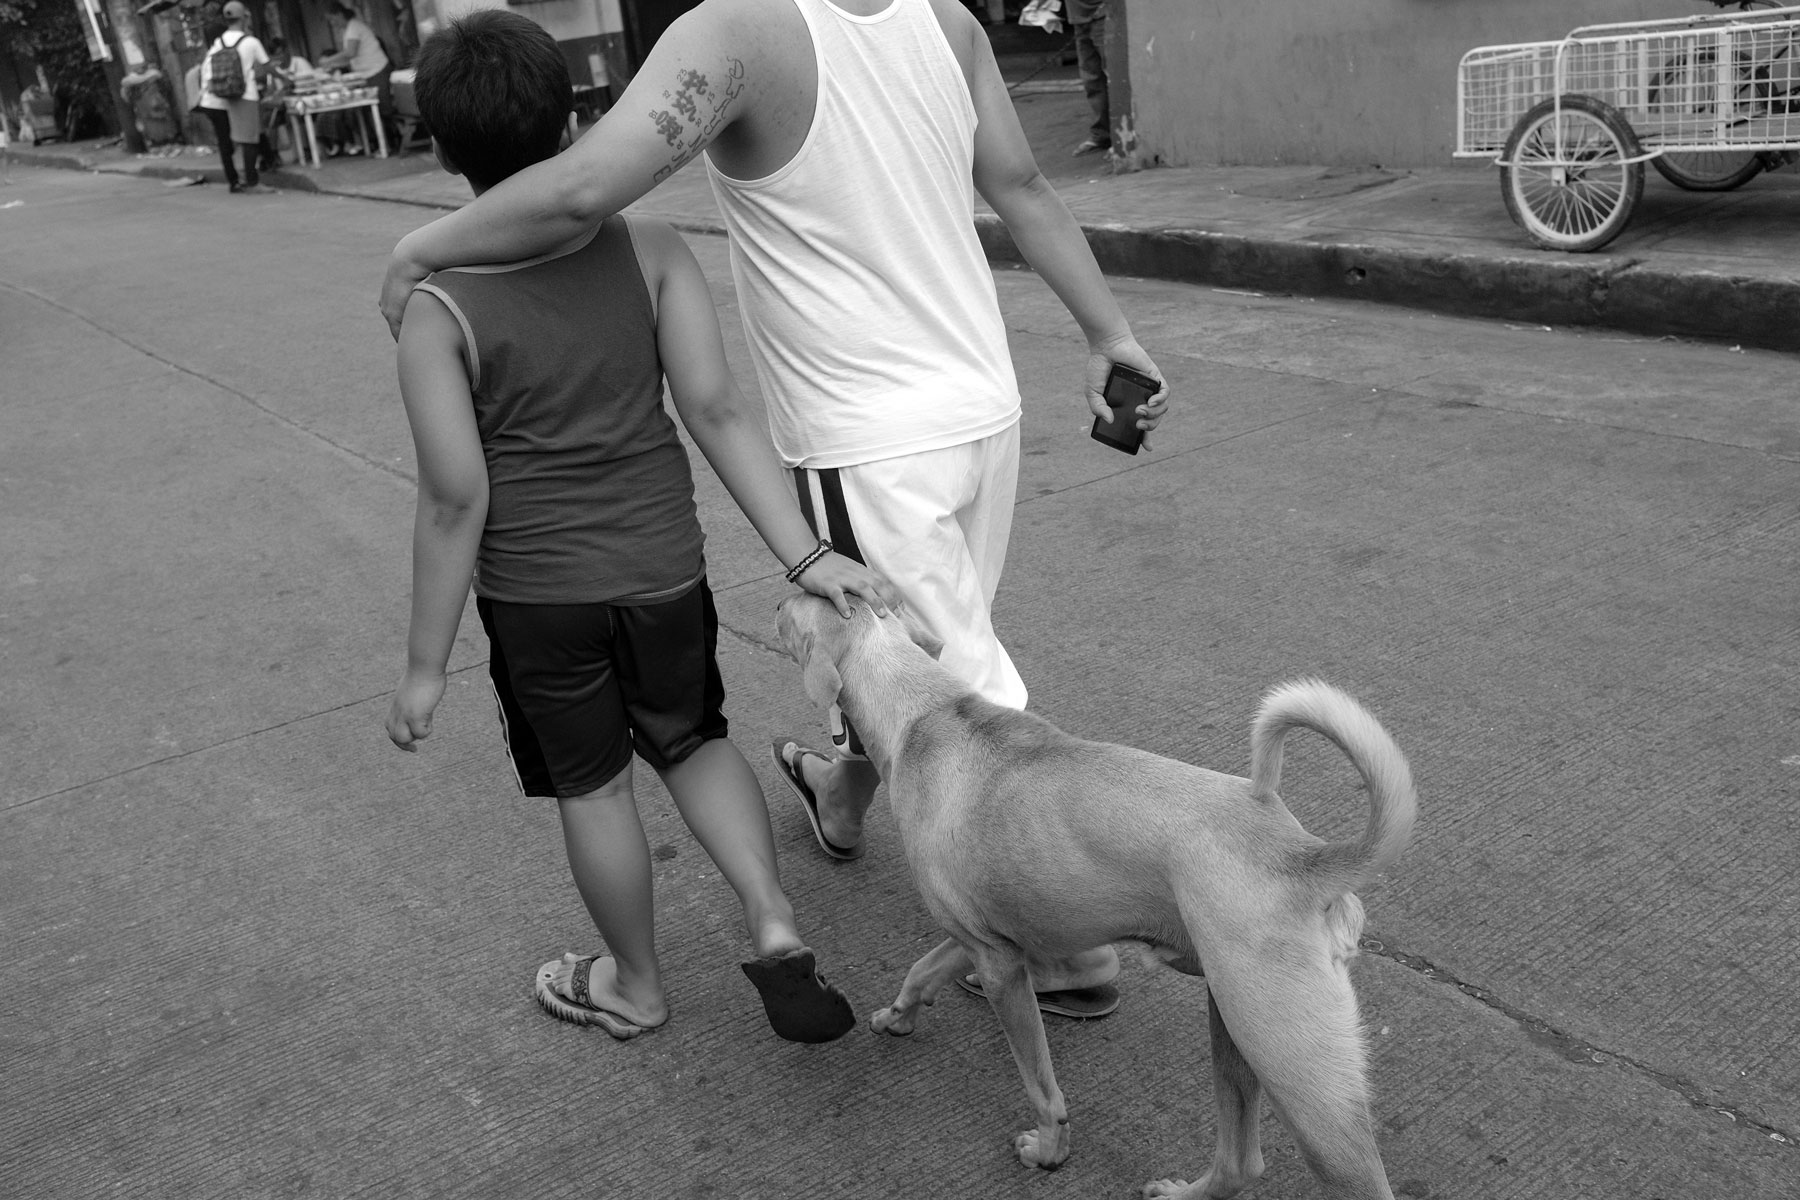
[{"xmin": 287, "ymin": 92, "xmax": 389, "ymax": 168}]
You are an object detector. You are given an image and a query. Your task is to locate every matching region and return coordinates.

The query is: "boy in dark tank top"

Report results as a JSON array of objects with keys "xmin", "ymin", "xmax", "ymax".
[{"xmin": 383, "ymin": 9, "xmax": 895, "ymax": 1043}]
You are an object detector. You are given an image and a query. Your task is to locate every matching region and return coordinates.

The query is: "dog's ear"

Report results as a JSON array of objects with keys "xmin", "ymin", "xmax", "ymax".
[
  {"xmin": 896, "ymin": 606, "xmax": 945, "ymax": 660},
  {"xmin": 796, "ymin": 631, "xmax": 845, "ymax": 708}
]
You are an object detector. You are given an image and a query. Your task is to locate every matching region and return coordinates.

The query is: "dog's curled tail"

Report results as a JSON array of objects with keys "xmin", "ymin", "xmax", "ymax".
[{"xmin": 1249, "ymin": 678, "xmax": 1417, "ymax": 892}]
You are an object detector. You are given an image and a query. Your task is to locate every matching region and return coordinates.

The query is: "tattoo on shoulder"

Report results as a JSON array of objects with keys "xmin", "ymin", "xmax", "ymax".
[{"xmin": 649, "ymin": 58, "xmax": 747, "ymax": 184}]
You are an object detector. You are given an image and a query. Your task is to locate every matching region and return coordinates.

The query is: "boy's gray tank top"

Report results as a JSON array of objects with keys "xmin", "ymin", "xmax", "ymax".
[{"xmin": 415, "ymin": 216, "xmax": 704, "ymax": 605}]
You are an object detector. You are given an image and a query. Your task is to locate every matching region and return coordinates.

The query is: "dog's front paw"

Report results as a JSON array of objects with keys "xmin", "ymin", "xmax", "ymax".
[
  {"xmin": 869, "ymin": 1005, "xmax": 915, "ymax": 1036},
  {"xmin": 1142, "ymin": 1179, "xmax": 1192, "ymax": 1199},
  {"xmin": 1013, "ymin": 1122, "xmax": 1070, "ymax": 1170}
]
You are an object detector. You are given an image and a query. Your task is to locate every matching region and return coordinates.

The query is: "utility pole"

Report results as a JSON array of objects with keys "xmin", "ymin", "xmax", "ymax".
[{"xmin": 76, "ymin": 0, "xmax": 147, "ymax": 151}]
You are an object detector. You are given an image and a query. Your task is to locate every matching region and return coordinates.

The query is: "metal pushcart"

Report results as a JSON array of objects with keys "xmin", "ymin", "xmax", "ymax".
[{"xmin": 1456, "ymin": 2, "xmax": 1800, "ymax": 250}]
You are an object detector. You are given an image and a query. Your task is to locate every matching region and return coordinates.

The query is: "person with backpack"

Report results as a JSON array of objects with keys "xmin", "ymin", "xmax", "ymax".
[{"xmin": 198, "ymin": 1, "xmax": 274, "ymax": 194}]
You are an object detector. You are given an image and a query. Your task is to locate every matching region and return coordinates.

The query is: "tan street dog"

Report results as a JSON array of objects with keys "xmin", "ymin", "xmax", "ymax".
[{"xmin": 776, "ymin": 595, "xmax": 1417, "ymax": 1200}]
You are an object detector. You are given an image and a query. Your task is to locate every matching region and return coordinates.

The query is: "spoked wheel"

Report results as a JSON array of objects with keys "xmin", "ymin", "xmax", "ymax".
[
  {"xmin": 1501, "ymin": 94, "xmax": 1644, "ymax": 252},
  {"xmin": 1652, "ymin": 150, "xmax": 1764, "ymax": 190}
]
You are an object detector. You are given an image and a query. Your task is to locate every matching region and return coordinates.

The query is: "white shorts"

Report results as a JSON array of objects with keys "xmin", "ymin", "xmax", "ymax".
[{"xmin": 791, "ymin": 424, "xmax": 1027, "ymax": 716}]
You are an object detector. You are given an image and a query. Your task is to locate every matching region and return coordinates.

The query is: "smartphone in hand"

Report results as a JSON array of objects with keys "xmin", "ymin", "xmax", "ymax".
[{"xmin": 1090, "ymin": 362, "xmax": 1162, "ymax": 455}]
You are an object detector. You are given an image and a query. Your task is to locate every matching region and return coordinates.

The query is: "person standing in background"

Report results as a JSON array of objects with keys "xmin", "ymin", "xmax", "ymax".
[
  {"xmin": 256, "ymin": 38, "xmax": 314, "ymax": 172},
  {"xmin": 316, "ymin": 1, "xmax": 394, "ymax": 139},
  {"xmin": 1068, "ymin": 0, "xmax": 1109, "ymax": 156}
]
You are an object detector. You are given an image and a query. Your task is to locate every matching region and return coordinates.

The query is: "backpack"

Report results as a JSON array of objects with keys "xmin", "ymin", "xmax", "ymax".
[{"xmin": 207, "ymin": 34, "xmax": 247, "ymax": 100}]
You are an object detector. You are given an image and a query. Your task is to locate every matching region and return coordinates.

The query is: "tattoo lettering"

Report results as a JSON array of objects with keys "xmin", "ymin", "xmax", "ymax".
[
  {"xmin": 651, "ymin": 108, "xmax": 684, "ymax": 147},
  {"xmin": 671, "ymin": 68, "xmax": 709, "ymax": 123},
  {"xmin": 650, "ymin": 58, "xmax": 748, "ymax": 184}
]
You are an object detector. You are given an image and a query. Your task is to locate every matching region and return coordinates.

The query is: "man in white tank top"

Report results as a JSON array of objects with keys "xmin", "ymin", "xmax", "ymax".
[{"xmin": 380, "ymin": 0, "xmax": 1167, "ymax": 1011}]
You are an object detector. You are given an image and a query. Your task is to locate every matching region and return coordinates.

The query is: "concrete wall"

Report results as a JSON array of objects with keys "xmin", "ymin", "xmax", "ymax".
[
  {"xmin": 409, "ymin": 0, "xmax": 627, "ymax": 89},
  {"xmin": 419, "ymin": 0, "xmax": 506, "ymax": 39},
  {"xmin": 418, "ymin": 0, "xmax": 616, "ymax": 43},
  {"xmin": 1124, "ymin": 0, "xmax": 1728, "ymax": 168}
]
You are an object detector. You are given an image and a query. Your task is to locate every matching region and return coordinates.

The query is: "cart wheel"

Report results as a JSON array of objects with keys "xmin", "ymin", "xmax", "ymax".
[
  {"xmin": 1500, "ymin": 94, "xmax": 1643, "ymax": 253},
  {"xmin": 1652, "ymin": 150, "xmax": 1764, "ymax": 191}
]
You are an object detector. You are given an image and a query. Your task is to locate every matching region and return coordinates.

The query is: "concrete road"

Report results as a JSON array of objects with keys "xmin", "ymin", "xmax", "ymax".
[{"xmin": 3, "ymin": 165, "xmax": 1797, "ymax": 1199}]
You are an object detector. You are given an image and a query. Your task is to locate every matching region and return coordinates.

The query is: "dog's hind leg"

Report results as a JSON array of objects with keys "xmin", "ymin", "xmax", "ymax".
[
  {"xmin": 1204, "ymin": 951, "xmax": 1394, "ymax": 1200},
  {"xmin": 979, "ymin": 956, "xmax": 1072, "ymax": 1170},
  {"xmin": 1142, "ymin": 986, "xmax": 1265, "ymax": 1199},
  {"xmin": 870, "ymin": 937, "xmax": 972, "ymax": 1036}
]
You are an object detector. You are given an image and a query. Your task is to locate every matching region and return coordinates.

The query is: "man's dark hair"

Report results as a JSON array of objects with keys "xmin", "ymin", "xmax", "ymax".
[{"xmin": 412, "ymin": 10, "xmax": 573, "ymax": 190}]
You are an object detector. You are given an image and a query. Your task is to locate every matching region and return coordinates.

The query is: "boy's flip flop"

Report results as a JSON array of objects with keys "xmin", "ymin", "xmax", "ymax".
[
  {"xmin": 772, "ymin": 740, "xmax": 863, "ymax": 860},
  {"xmin": 533, "ymin": 953, "xmax": 648, "ymax": 1040},
  {"xmin": 955, "ymin": 972, "xmax": 1121, "ymax": 1019},
  {"xmin": 740, "ymin": 948, "xmax": 857, "ymax": 1043}
]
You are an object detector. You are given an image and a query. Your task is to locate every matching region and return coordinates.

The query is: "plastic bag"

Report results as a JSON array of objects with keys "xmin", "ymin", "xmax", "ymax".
[{"xmin": 1021, "ymin": 0, "xmax": 1064, "ymax": 36}]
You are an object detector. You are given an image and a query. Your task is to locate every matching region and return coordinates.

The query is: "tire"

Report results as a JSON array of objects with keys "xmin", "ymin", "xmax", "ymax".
[
  {"xmin": 1500, "ymin": 94, "xmax": 1644, "ymax": 253},
  {"xmin": 1653, "ymin": 150, "xmax": 1764, "ymax": 190}
]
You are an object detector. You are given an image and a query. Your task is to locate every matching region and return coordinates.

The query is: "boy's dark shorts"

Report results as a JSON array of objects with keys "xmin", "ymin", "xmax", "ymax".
[{"xmin": 476, "ymin": 578, "xmax": 728, "ymax": 799}]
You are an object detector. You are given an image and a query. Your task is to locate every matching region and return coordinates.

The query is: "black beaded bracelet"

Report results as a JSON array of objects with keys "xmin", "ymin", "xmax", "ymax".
[{"xmin": 785, "ymin": 538, "xmax": 833, "ymax": 583}]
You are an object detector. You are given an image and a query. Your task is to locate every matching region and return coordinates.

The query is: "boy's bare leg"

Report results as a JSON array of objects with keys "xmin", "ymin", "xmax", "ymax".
[
  {"xmin": 661, "ymin": 738, "xmax": 855, "ymax": 1042},
  {"xmin": 656, "ymin": 738, "xmax": 806, "ymax": 958},
  {"xmin": 794, "ymin": 754, "xmax": 880, "ymax": 852},
  {"xmin": 552, "ymin": 766, "xmax": 669, "ymax": 1028}
]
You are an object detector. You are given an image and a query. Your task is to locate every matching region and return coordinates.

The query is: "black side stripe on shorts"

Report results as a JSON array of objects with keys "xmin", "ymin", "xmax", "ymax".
[
  {"xmin": 793, "ymin": 466, "xmax": 819, "ymax": 535},
  {"xmin": 793, "ymin": 467, "xmax": 866, "ymax": 566}
]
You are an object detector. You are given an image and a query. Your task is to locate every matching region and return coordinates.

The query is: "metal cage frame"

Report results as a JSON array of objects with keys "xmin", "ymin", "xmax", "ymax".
[{"xmin": 1458, "ymin": 5, "xmax": 1800, "ymax": 166}]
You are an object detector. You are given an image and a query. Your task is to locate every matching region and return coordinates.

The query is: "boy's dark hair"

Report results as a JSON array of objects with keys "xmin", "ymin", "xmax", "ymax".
[{"xmin": 412, "ymin": 10, "xmax": 573, "ymax": 191}]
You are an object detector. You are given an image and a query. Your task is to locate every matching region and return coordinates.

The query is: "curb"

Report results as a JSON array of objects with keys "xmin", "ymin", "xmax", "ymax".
[
  {"xmin": 976, "ymin": 215, "xmax": 1800, "ymax": 353},
  {"xmin": 8, "ymin": 147, "xmax": 91, "ymax": 173},
  {"xmin": 7, "ymin": 146, "xmax": 321, "ymax": 194},
  {"xmin": 13, "ymin": 146, "xmax": 1792, "ymax": 353}
]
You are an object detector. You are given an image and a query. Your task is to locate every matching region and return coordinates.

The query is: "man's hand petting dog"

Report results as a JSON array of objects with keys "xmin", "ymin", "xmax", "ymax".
[{"xmin": 789, "ymin": 547, "xmax": 897, "ymax": 620}]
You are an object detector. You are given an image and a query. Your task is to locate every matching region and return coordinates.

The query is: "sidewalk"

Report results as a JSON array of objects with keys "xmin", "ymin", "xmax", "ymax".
[{"xmin": 11, "ymin": 62, "xmax": 1798, "ymax": 351}]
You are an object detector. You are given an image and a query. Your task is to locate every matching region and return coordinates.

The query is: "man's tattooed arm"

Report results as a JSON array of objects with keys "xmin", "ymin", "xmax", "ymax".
[{"xmin": 648, "ymin": 58, "xmax": 748, "ymax": 184}]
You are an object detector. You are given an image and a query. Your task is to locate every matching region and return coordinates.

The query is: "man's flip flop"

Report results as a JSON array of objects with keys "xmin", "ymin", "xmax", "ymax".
[
  {"xmin": 741, "ymin": 948, "xmax": 857, "ymax": 1043},
  {"xmin": 533, "ymin": 953, "xmax": 647, "ymax": 1039},
  {"xmin": 772, "ymin": 740, "xmax": 863, "ymax": 860},
  {"xmin": 955, "ymin": 973, "xmax": 1122, "ymax": 1019}
]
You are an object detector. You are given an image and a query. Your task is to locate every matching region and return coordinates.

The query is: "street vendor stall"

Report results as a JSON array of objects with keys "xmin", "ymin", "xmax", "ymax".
[{"xmin": 283, "ymin": 70, "xmax": 385, "ymax": 166}]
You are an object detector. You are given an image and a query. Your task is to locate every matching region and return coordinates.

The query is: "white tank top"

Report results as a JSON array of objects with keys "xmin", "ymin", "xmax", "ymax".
[{"xmin": 705, "ymin": 0, "xmax": 1020, "ymax": 469}]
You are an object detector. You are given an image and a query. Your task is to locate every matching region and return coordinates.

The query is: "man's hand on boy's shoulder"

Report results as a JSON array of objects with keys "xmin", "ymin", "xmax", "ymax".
[
  {"xmin": 382, "ymin": 246, "xmax": 431, "ymax": 340},
  {"xmin": 386, "ymin": 669, "xmax": 446, "ymax": 751}
]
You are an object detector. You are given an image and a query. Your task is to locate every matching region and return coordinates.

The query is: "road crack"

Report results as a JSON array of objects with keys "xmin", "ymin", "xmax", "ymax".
[
  {"xmin": 0, "ymin": 664, "xmax": 489, "ymax": 814},
  {"xmin": 1360, "ymin": 936, "xmax": 1797, "ymax": 1149},
  {"xmin": 0, "ymin": 278, "xmax": 413, "ymax": 486}
]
